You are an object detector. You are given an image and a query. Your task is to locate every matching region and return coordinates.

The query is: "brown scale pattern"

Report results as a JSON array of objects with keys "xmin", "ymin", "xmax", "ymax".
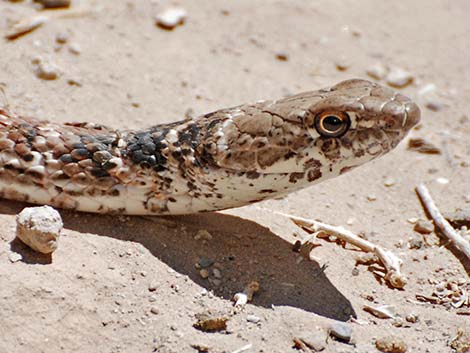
[{"xmin": 0, "ymin": 79, "xmax": 421, "ymax": 214}]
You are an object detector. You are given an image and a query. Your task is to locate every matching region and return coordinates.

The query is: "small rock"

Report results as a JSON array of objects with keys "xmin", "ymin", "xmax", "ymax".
[
  {"xmin": 367, "ymin": 194, "xmax": 377, "ymax": 201},
  {"xmin": 154, "ymin": 7, "xmax": 187, "ymax": 30},
  {"xmin": 425, "ymin": 100, "xmax": 446, "ymax": 112},
  {"xmin": 383, "ymin": 178, "xmax": 396, "ymax": 187},
  {"xmin": 194, "ymin": 229, "xmax": 213, "ymax": 241},
  {"xmin": 275, "ymin": 52, "xmax": 289, "ymax": 61},
  {"xmin": 386, "ymin": 67, "xmax": 414, "ymax": 88},
  {"xmin": 199, "ymin": 269, "xmax": 209, "ymax": 279},
  {"xmin": 363, "ymin": 304, "xmax": 397, "ymax": 319},
  {"xmin": 150, "ymin": 306, "xmax": 159, "ymax": 315},
  {"xmin": 35, "ymin": 0, "xmax": 71, "ymax": 8},
  {"xmin": 9, "ymin": 252, "xmax": 22, "ymax": 263},
  {"xmin": 6, "ymin": 15, "xmax": 49, "ymax": 40},
  {"xmin": 212, "ymin": 268, "xmax": 222, "ymax": 279},
  {"xmin": 68, "ymin": 42, "xmax": 81, "ymax": 55},
  {"xmin": 366, "ymin": 62, "xmax": 388, "ymax": 80},
  {"xmin": 408, "ymin": 138, "xmax": 441, "ymax": 154},
  {"xmin": 335, "ymin": 56, "xmax": 350, "ymax": 71},
  {"xmin": 436, "ymin": 177, "xmax": 449, "ymax": 184},
  {"xmin": 413, "ymin": 219, "xmax": 434, "ymax": 234},
  {"xmin": 375, "ymin": 335, "xmax": 407, "ymax": 353},
  {"xmin": 408, "ymin": 238, "xmax": 423, "ymax": 250},
  {"xmin": 294, "ymin": 331, "xmax": 326, "ymax": 352},
  {"xmin": 190, "ymin": 344, "xmax": 210, "ymax": 353},
  {"xmin": 148, "ymin": 282, "xmax": 158, "ymax": 292},
  {"xmin": 246, "ymin": 315, "xmax": 261, "ymax": 324},
  {"xmin": 55, "ymin": 32, "xmax": 68, "ymax": 44},
  {"xmin": 194, "ymin": 311, "xmax": 228, "ymax": 332},
  {"xmin": 67, "ymin": 77, "xmax": 82, "ymax": 86},
  {"xmin": 328, "ymin": 322, "xmax": 352, "ymax": 343},
  {"xmin": 16, "ymin": 205, "xmax": 62, "ymax": 254},
  {"xmin": 405, "ymin": 314, "xmax": 418, "ymax": 323},
  {"xmin": 32, "ymin": 58, "xmax": 60, "ymax": 80}
]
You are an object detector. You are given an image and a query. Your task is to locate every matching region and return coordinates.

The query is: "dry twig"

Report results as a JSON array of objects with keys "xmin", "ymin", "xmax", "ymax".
[
  {"xmin": 277, "ymin": 212, "xmax": 407, "ymax": 289},
  {"xmin": 416, "ymin": 184, "xmax": 470, "ymax": 260}
]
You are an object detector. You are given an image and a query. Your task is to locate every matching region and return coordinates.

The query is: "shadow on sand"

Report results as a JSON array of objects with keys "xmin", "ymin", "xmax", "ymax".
[{"xmin": 2, "ymin": 200, "xmax": 356, "ymax": 321}]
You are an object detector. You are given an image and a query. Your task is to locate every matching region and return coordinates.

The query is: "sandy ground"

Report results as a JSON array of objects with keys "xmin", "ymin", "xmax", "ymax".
[{"xmin": 0, "ymin": 1, "xmax": 469, "ymax": 352}]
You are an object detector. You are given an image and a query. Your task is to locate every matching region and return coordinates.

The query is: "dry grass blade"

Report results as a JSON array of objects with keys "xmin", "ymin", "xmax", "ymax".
[
  {"xmin": 277, "ymin": 212, "xmax": 407, "ymax": 289},
  {"xmin": 416, "ymin": 183, "xmax": 470, "ymax": 260}
]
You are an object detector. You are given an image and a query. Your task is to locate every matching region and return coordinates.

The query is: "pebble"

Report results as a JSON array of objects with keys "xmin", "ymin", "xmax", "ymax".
[
  {"xmin": 328, "ymin": 322, "xmax": 352, "ymax": 343},
  {"xmin": 246, "ymin": 315, "xmax": 261, "ymax": 324},
  {"xmin": 6, "ymin": 15, "xmax": 49, "ymax": 40},
  {"xmin": 199, "ymin": 269, "xmax": 209, "ymax": 279},
  {"xmin": 194, "ymin": 310, "xmax": 228, "ymax": 332},
  {"xmin": 16, "ymin": 206, "xmax": 62, "ymax": 254},
  {"xmin": 212, "ymin": 268, "xmax": 222, "ymax": 279},
  {"xmin": 68, "ymin": 43, "xmax": 81, "ymax": 55},
  {"xmin": 294, "ymin": 331, "xmax": 326, "ymax": 352},
  {"xmin": 363, "ymin": 304, "xmax": 397, "ymax": 319},
  {"xmin": 385, "ymin": 67, "xmax": 414, "ymax": 88},
  {"xmin": 375, "ymin": 335, "xmax": 407, "ymax": 353},
  {"xmin": 436, "ymin": 177, "xmax": 449, "ymax": 185},
  {"xmin": 366, "ymin": 62, "xmax": 388, "ymax": 80},
  {"xmin": 407, "ymin": 138, "xmax": 441, "ymax": 154},
  {"xmin": 425, "ymin": 100, "xmax": 446, "ymax": 112},
  {"xmin": 190, "ymin": 344, "xmax": 210, "ymax": 353},
  {"xmin": 383, "ymin": 178, "xmax": 396, "ymax": 187},
  {"xmin": 35, "ymin": 0, "xmax": 71, "ymax": 8},
  {"xmin": 275, "ymin": 52, "xmax": 289, "ymax": 61},
  {"xmin": 154, "ymin": 7, "xmax": 187, "ymax": 30},
  {"xmin": 9, "ymin": 252, "xmax": 22, "ymax": 263},
  {"xmin": 334, "ymin": 56, "xmax": 350, "ymax": 71},
  {"xmin": 405, "ymin": 314, "xmax": 418, "ymax": 323},
  {"xmin": 367, "ymin": 194, "xmax": 377, "ymax": 201},
  {"xmin": 194, "ymin": 229, "xmax": 213, "ymax": 241},
  {"xmin": 150, "ymin": 306, "xmax": 159, "ymax": 315},
  {"xmin": 67, "ymin": 77, "xmax": 82, "ymax": 86},
  {"xmin": 32, "ymin": 58, "xmax": 61, "ymax": 80},
  {"xmin": 413, "ymin": 219, "xmax": 434, "ymax": 234},
  {"xmin": 148, "ymin": 282, "xmax": 158, "ymax": 292},
  {"xmin": 55, "ymin": 32, "xmax": 68, "ymax": 44},
  {"xmin": 408, "ymin": 238, "xmax": 423, "ymax": 250}
]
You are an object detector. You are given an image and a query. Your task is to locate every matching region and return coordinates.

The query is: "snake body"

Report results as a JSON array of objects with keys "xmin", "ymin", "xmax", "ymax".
[{"xmin": 0, "ymin": 79, "xmax": 420, "ymax": 215}]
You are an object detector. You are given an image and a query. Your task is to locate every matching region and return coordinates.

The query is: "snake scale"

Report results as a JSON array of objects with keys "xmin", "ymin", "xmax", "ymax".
[{"xmin": 0, "ymin": 79, "xmax": 420, "ymax": 215}]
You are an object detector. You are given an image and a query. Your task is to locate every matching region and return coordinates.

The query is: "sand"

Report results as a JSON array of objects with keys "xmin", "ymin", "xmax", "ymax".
[{"xmin": 0, "ymin": 1, "xmax": 469, "ymax": 352}]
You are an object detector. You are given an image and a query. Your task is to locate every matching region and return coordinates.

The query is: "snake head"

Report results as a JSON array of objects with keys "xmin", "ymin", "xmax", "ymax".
[{"xmin": 201, "ymin": 79, "xmax": 420, "ymax": 185}]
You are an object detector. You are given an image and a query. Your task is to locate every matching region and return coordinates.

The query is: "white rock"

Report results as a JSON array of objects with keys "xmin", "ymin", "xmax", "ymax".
[
  {"xmin": 16, "ymin": 206, "xmax": 63, "ymax": 254},
  {"xmin": 436, "ymin": 177, "xmax": 449, "ymax": 184},
  {"xmin": 32, "ymin": 58, "xmax": 61, "ymax": 80},
  {"xmin": 9, "ymin": 252, "xmax": 22, "ymax": 263},
  {"xmin": 155, "ymin": 7, "xmax": 187, "ymax": 30},
  {"xmin": 386, "ymin": 67, "xmax": 414, "ymax": 88},
  {"xmin": 366, "ymin": 62, "xmax": 388, "ymax": 80},
  {"xmin": 246, "ymin": 315, "xmax": 261, "ymax": 323},
  {"xmin": 68, "ymin": 42, "xmax": 81, "ymax": 55}
]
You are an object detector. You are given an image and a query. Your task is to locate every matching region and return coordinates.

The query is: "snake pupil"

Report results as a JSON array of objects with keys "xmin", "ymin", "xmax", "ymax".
[
  {"xmin": 313, "ymin": 111, "xmax": 351, "ymax": 138},
  {"xmin": 323, "ymin": 116, "xmax": 342, "ymax": 131}
]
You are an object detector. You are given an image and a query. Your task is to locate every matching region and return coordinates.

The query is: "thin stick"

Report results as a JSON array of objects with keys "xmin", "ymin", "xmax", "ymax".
[
  {"xmin": 275, "ymin": 211, "xmax": 407, "ymax": 289},
  {"xmin": 416, "ymin": 183, "xmax": 470, "ymax": 259}
]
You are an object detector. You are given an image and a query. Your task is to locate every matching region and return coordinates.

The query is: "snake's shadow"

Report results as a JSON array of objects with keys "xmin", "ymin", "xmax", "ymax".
[{"xmin": 2, "ymin": 200, "xmax": 355, "ymax": 321}]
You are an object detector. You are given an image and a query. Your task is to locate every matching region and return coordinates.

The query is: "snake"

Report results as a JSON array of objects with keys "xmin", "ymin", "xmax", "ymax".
[{"xmin": 0, "ymin": 79, "xmax": 420, "ymax": 215}]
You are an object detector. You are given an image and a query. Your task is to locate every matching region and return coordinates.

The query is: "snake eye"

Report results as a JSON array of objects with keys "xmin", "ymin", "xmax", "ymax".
[{"xmin": 314, "ymin": 111, "xmax": 351, "ymax": 138}]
